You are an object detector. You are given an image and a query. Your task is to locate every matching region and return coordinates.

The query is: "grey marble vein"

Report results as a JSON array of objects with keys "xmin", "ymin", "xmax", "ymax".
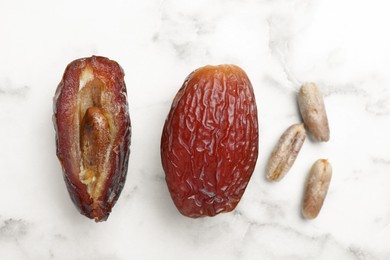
[
  {"xmin": 0, "ymin": 86, "xmax": 29, "ymax": 97},
  {"xmin": 0, "ymin": 218, "xmax": 28, "ymax": 241}
]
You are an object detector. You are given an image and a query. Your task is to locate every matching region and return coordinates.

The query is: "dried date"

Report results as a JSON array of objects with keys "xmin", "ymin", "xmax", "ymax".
[
  {"xmin": 161, "ymin": 64, "xmax": 259, "ymax": 218},
  {"xmin": 53, "ymin": 56, "xmax": 131, "ymax": 222}
]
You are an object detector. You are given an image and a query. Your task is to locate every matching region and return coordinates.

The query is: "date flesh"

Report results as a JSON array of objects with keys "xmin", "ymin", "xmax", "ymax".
[
  {"xmin": 161, "ymin": 64, "xmax": 259, "ymax": 218},
  {"xmin": 53, "ymin": 56, "xmax": 131, "ymax": 222}
]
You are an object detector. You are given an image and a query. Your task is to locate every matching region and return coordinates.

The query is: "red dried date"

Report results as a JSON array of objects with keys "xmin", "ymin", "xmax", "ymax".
[
  {"xmin": 161, "ymin": 65, "xmax": 259, "ymax": 218},
  {"xmin": 53, "ymin": 56, "xmax": 131, "ymax": 222}
]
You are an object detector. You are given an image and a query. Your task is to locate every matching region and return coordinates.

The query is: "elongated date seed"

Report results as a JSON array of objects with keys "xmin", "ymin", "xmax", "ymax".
[
  {"xmin": 302, "ymin": 159, "xmax": 332, "ymax": 219},
  {"xmin": 298, "ymin": 83, "xmax": 330, "ymax": 142},
  {"xmin": 267, "ymin": 123, "xmax": 306, "ymax": 181},
  {"xmin": 53, "ymin": 56, "xmax": 131, "ymax": 222},
  {"xmin": 161, "ymin": 64, "xmax": 259, "ymax": 218}
]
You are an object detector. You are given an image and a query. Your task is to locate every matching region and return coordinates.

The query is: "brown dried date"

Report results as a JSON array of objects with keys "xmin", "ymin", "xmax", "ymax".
[
  {"xmin": 53, "ymin": 56, "xmax": 131, "ymax": 222},
  {"xmin": 161, "ymin": 65, "xmax": 259, "ymax": 218}
]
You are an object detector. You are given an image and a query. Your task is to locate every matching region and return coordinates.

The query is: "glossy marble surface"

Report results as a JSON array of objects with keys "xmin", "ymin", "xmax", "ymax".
[{"xmin": 1, "ymin": 0, "xmax": 390, "ymax": 259}]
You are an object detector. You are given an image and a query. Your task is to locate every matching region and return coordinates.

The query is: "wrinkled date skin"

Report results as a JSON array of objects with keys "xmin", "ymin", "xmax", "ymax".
[
  {"xmin": 161, "ymin": 65, "xmax": 259, "ymax": 218},
  {"xmin": 53, "ymin": 56, "xmax": 131, "ymax": 222}
]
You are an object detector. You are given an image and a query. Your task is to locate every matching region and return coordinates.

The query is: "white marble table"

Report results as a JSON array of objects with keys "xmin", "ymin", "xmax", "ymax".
[{"xmin": 1, "ymin": 0, "xmax": 390, "ymax": 259}]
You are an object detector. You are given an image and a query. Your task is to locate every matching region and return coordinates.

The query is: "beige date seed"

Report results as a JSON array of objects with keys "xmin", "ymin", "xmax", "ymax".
[
  {"xmin": 80, "ymin": 107, "xmax": 111, "ymax": 195},
  {"xmin": 298, "ymin": 83, "xmax": 330, "ymax": 142},
  {"xmin": 302, "ymin": 159, "xmax": 332, "ymax": 219},
  {"xmin": 267, "ymin": 123, "xmax": 306, "ymax": 181}
]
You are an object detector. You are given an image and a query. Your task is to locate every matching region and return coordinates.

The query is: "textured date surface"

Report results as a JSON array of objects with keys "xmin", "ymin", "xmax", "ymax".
[
  {"xmin": 161, "ymin": 64, "xmax": 259, "ymax": 218},
  {"xmin": 53, "ymin": 56, "xmax": 131, "ymax": 222}
]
